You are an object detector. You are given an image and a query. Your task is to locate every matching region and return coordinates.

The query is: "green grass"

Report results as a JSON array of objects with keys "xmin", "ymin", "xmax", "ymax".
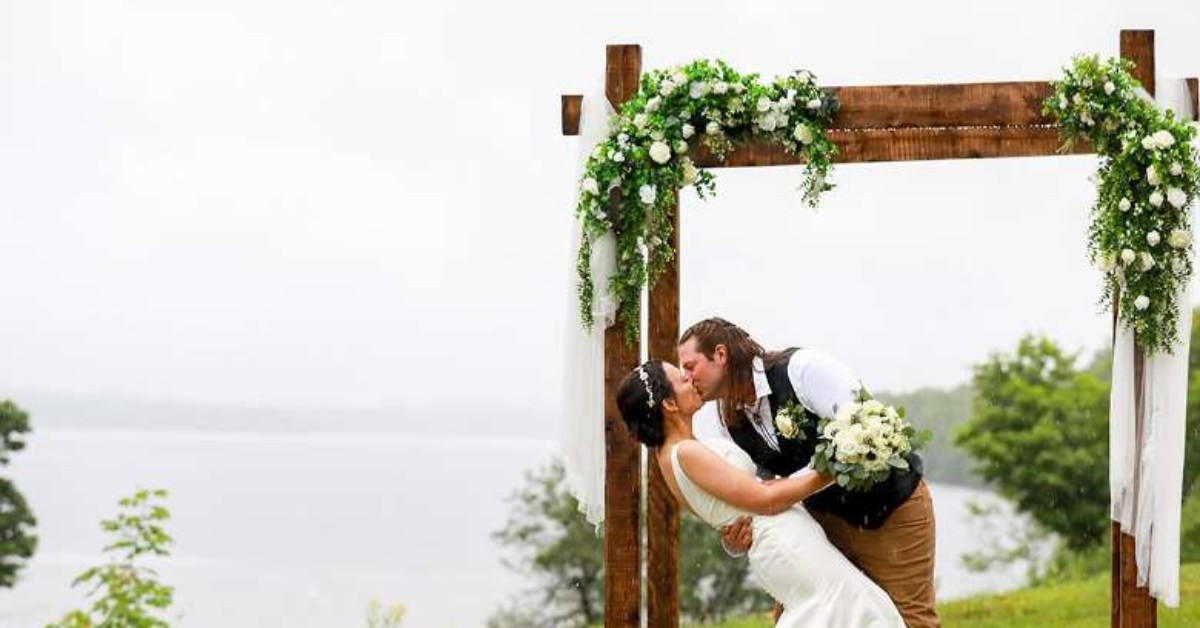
[{"xmin": 695, "ymin": 563, "xmax": 1200, "ymax": 627}]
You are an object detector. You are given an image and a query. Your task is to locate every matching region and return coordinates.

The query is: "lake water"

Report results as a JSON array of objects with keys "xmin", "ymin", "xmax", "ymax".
[{"xmin": 0, "ymin": 429, "xmax": 1031, "ymax": 627}]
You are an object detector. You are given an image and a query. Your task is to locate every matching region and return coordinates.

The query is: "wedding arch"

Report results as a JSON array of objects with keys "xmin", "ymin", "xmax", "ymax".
[{"xmin": 561, "ymin": 29, "xmax": 1199, "ymax": 628}]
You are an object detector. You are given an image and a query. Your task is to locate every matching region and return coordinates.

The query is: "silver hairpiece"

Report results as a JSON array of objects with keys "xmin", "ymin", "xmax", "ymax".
[{"xmin": 635, "ymin": 366, "xmax": 655, "ymax": 408}]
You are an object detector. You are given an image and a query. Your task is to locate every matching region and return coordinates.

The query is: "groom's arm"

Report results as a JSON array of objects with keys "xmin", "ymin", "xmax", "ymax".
[{"xmin": 788, "ymin": 347, "xmax": 865, "ymax": 419}]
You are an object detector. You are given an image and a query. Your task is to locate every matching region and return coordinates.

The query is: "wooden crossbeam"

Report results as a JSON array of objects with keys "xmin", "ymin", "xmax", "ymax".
[
  {"xmin": 831, "ymin": 81, "xmax": 1055, "ymax": 128},
  {"xmin": 563, "ymin": 80, "xmax": 1091, "ymax": 163},
  {"xmin": 562, "ymin": 94, "xmax": 583, "ymax": 135},
  {"xmin": 692, "ymin": 126, "xmax": 1092, "ymax": 166}
]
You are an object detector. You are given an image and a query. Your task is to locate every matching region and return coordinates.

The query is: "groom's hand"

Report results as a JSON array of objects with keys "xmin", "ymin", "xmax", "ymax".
[{"xmin": 721, "ymin": 517, "xmax": 753, "ymax": 554}]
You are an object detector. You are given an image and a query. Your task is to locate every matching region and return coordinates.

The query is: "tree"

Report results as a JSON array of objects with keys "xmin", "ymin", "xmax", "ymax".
[
  {"xmin": 0, "ymin": 399, "xmax": 36, "ymax": 588},
  {"xmin": 955, "ymin": 335, "xmax": 1111, "ymax": 552},
  {"xmin": 491, "ymin": 460, "xmax": 603, "ymax": 627},
  {"xmin": 47, "ymin": 488, "xmax": 175, "ymax": 628},
  {"xmin": 491, "ymin": 457, "xmax": 769, "ymax": 626}
]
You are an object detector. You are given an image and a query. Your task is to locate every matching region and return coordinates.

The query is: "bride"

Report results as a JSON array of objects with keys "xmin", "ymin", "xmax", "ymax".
[{"xmin": 617, "ymin": 360, "xmax": 904, "ymax": 627}]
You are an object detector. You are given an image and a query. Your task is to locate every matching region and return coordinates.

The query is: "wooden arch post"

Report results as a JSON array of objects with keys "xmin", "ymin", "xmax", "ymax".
[{"xmin": 562, "ymin": 29, "xmax": 1199, "ymax": 628}]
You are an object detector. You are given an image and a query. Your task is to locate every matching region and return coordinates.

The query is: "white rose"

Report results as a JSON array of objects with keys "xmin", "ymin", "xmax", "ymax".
[
  {"xmin": 633, "ymin": 113, "xmax": 649, "ymax": 129},
  {"xmin": 758, "ymin": 116, "xmax": 777, "ymax": 132},
  {"xmin": 610, "ymin": 150, "xmax": 625, "ymax": 163},
  {"xmin": 1150, "ymin": 191, "xmax": 1164, "ymax": 207},
  {"xmin": 617, "ymin": 133, "xmax": 630, "ymax": 146},
  {"xmin": 689, "ymin": 81, "xmax": 709, "ymax": 99},
  {"xmin": 775, "ymin": 413, "xmax": 798, "ymax": 439},
  {"xmin": 672, "ymin": 72, "xmax": 686, "ymax": 85},
  {"xmin": 756, "ymin": 97, "xmax": 772, "ymax": 113},
  {"xmin": 638, "ymin": 184, "xmax": 657, "ymax": 205},
  {"xmin": 681, "ymin": 159, "xmax": 698, "ymax": 186},
  {"xmin": 650, "ymin": 130, "xmax": 664, "ymax": 141},
  {"xmin": 1147, "ymin": 166, "xmax": 1161, "ymax": 187},
  {"xmin": 1121, "ymin": 248, "xmax": 1137, "ymax": 265},
  {"xmin": 1154, "ymin": 129, "xmax": 1176, "ymax": 148},
  {"xmin": 1169, "ymin": 229, "xmax": 1192, "ymax": 249},
  {"xmin": 1167, "ymin": 187, "xmax": 1188, "ymax": 209},
  {"xmin": 674, "ymin": 140, "xmax": 688, "ymax": 155},
  {"xmin": 806, "ymin": 98, "xmax": 821, "ymax": 110},
  {"xmin": 712, "ymin": 81, "xmax": 728, "ymax": 95},
  {"xmin": 681, "ymin": 123, "xmax": 695, "ymax": 139},
  {"xmin": 581, "ymin": 177, "xmax": 599, "ymax": 195},
  {"xmin": 1104, "ymin": 81, "xmax": 1116, "ymax": 95},
  {"xmin": 649, "ymin": 141, "xmax": 672, "ymax": 164},
  {"xmin": 1100, "ymin": 253, "xmax": 1117, "ymax": 271},
  {"xmin": 1059, "ymin": 95, "xmax": 1069, "ymax": 109},
  {"xmin": 793, "ymin": 124, "xmax": 814, "ymax": 145},
  {"xmin": 658, "ymin": 80, "xmax": 674, "ymax": 96},
  {"xmin": 1119, "ymin": 198, "xmax": 1132, "ymax": 212},
  {"xmin": 1082, "ymin": 77, "xmax": 1093, "ymax": 88},
  {"xmin": 646, "ymin": 97, "xmax": 661, "ymax": 112},
  {"xmin": 1140, "ymin": 252, "xmax": 1155, "ymax": 271},
  {"xmin": 1073, "ymin": 93, "xmax": 1084, "ymax": 105},
  {"xmin": 1142, "ymin": 135, "xmax": 1157, "ymax": 150},
  {"xmin": 795, "ymin": 70, "xmax": 812, "ymax": 85},
  {"xmin": 1134, "ymin": 295, "xmax": 1151, "ymax": 311},
  {"xmin": 1170, "ymin": 163, "xmax": 1184, "ymax": 176},
  {"xmin": 1147, "ymin": 230, "xmax": 1161, "ymax": 246},
  {"xmin": 705, "ymin": 121, "xmax": 721, "ymax": 135}
]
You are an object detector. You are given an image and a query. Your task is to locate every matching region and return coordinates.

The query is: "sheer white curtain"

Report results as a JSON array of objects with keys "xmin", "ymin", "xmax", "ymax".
[
  {"xmin": 1109, "ymin": 77, "xmax": 1196, "ymax": 608},
  {"xmin": 562, "ymin": 82, "xmax": 617, "ymax": 527}
]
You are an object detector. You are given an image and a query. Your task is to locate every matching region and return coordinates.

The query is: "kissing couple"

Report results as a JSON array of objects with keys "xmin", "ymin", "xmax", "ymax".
[{"xmin": 617, "ymin": 318, "xmax": 939, "ymax": 627}]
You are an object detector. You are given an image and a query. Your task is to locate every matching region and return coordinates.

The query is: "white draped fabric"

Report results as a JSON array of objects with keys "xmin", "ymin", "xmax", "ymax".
[
  {"xmin": 1109, "ymin": 78, "xmax": 1197, "ymax": 608},
  {"xmin": 562, "ymin": 81, "xmax": 617, "ymax": 527}
]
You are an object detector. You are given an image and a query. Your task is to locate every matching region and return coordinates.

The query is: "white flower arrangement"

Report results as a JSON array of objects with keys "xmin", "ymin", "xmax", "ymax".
[
  {"xmin": 574, "ymin": 60, "xmax": 839, "ymax": 342},
  {"xmin": 1045, "ymin": 55, "xmax": 1200, "ymax": 354},
  {"xmin": 811, "ymin": 396, "xmax": 928, "ymax": 492},
  {"xmin": 773, "ymin": 400, "xmax": 815, "ymax": 442}
]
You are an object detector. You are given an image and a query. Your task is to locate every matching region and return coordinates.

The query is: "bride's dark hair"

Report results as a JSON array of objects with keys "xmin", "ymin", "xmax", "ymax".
[{"xmin": 616, "ymin": 361, "xmax": 673, "ymax": 448}]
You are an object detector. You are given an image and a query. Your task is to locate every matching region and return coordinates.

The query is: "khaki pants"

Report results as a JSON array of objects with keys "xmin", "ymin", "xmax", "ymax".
[{"xmin": 807, "ymin": 480, "xmax": 940, "ymax": 628}]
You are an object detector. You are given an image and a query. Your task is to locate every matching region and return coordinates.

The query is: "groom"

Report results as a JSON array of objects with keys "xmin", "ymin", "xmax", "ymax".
[{"xmin": 678, "ymin": 317, "xmax": 939, "ymax": 628}]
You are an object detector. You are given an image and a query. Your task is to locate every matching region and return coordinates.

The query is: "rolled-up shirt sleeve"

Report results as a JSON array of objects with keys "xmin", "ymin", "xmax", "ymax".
[{"xmin": 787, "ymin": 348, "xmax": 864, "ymax": 419}]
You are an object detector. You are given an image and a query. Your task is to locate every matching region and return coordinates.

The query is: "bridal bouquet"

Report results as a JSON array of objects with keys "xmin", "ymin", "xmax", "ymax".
[{"xmin": 812, "ymin": 398, "xmax": 927, "ymax": 492}]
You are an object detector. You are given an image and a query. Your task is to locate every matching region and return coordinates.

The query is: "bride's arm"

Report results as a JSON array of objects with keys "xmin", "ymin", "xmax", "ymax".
[{"xmin": 676, "ymin": 441, "xmax": 834, "ymax": 516}]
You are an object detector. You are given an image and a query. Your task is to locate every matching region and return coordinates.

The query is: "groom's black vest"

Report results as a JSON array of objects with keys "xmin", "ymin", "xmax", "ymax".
[{"xmin": 725, "ymin": 348, "xmax": 923, "ymax": 529}]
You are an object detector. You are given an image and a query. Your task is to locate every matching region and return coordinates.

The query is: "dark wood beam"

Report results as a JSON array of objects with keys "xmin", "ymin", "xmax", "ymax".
[
  {"xmin": 603, "ymin": 44, "xmax": 644, "ymax": 628},
  {"xmin": 691, "ymin": 126, "xmax": 1092, "ymax": 167},
  {"xmin": 562, "ymin": 94, "xmax": 583, "ymax": 136}
]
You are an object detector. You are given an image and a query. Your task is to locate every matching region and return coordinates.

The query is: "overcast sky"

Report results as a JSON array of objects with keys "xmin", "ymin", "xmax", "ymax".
[{"xmin": 2, "ymin": 1, "xmax": 1199, "ymax": 424}]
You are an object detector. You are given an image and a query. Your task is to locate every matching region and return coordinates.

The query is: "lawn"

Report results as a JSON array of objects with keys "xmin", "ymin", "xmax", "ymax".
[{"xmin": 697, "ymin": 563, "xmax": 1200, "ymax": 627}]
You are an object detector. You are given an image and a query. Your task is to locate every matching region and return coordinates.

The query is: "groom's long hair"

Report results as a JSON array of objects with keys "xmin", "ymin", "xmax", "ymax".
[{"xmin": 680, "ymin": 318, "xmax": 784, "ymax": 427}]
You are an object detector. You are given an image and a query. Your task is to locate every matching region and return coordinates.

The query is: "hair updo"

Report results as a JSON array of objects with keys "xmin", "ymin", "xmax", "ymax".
[{"xmin": 616, "ymin": 360, "xmax": 673, "ymax": 448}]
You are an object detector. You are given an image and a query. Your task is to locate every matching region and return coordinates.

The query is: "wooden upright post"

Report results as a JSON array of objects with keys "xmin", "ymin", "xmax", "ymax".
[
  {"xmin": 603, "ymin": 43, "xmax": 644, "ymax": 628},
  {"xmin": 1114, "ymin": 28, "xmax": 1158, "ymax": 628},
  {"xmin": 647, "ymin": 188, "xmax": 681, "ymax": 627}
]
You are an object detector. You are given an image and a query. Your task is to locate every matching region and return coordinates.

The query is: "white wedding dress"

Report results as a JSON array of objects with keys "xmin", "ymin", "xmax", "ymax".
[{"xmin": 669, "ymin": 438, "xmax": 904, "ymax": 627}]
